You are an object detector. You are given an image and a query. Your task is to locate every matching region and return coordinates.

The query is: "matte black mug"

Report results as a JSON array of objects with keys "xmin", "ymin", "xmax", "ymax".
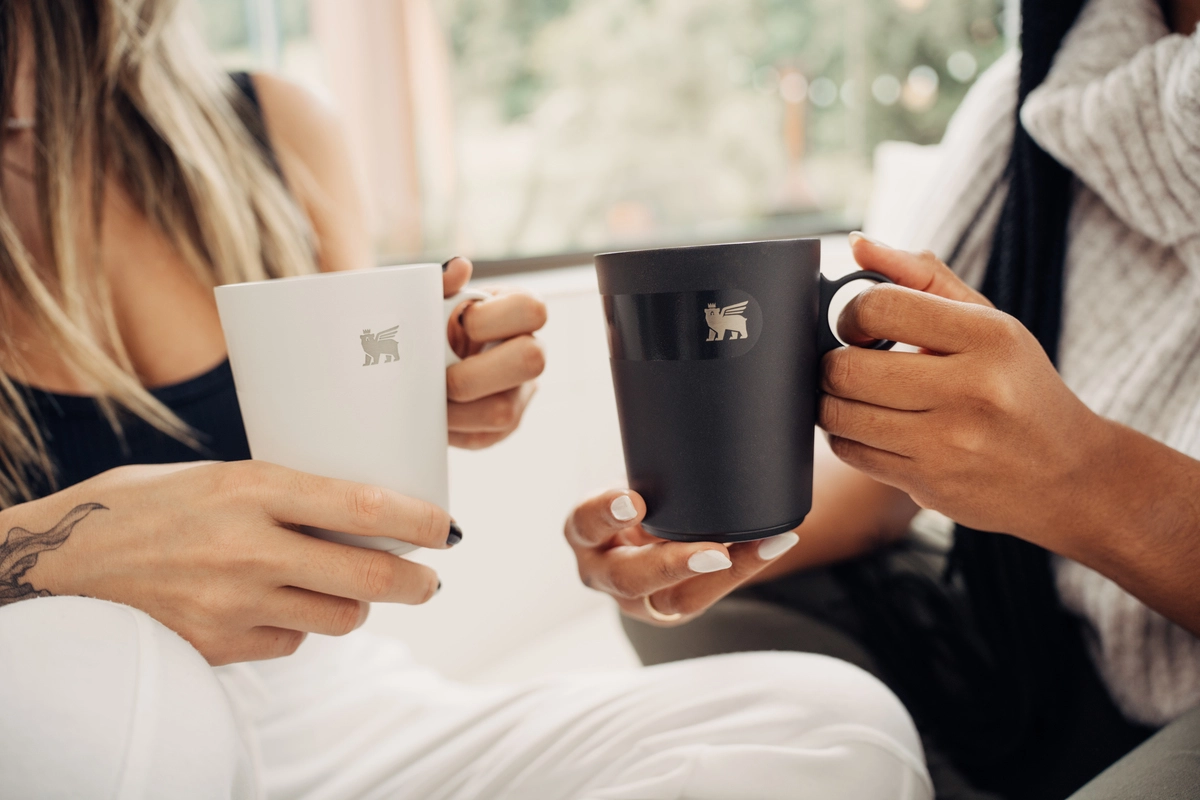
[{"xmin": 595, "ymin": 238, "xmax": 894, "ymax": 543}]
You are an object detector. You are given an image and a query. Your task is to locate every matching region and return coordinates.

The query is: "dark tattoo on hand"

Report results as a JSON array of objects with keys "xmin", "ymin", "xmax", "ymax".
[{"xmin": 0, "ymin": 503, "xmax": 107, "ymax": 606}]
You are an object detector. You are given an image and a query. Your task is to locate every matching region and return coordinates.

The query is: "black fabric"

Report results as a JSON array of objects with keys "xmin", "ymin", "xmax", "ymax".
[
  {"xmin": 750, "ymin": 555, "xmax": 1154, "ymax": 799},
  {"xmin": 943, "ymin": 0, "xmax": 1089, "ymax": 777},
  {"xmin": 13, "ymin": 72, "xmax": 274, "ymax": 499},
  {"xmin": 229, "ymin": 71, "xmax": 283, "ymax": 178},
  {"xmin": 20, "ymin": 361, "xmax": 251, "ymax": 499}
]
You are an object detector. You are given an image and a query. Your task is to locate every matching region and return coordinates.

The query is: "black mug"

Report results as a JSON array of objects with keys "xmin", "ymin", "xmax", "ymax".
[{"xmin": 595, "ymin": 238, "xmax": 894, "ymax": 543}]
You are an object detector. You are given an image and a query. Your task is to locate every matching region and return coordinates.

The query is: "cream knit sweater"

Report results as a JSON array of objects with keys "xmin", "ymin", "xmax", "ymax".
[{"xmin": 909, "ymin": 0, "xmax": 1200, "ymax": 726}]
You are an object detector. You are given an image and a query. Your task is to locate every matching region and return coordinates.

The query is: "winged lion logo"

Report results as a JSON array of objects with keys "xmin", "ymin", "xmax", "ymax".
[
  {"xmin": 361, "ymin": 325, "xmax": 400, "ymax": 365},
  {"xmin": 704, "ymin": 301, "xmax": 749, "ymax": 341}
]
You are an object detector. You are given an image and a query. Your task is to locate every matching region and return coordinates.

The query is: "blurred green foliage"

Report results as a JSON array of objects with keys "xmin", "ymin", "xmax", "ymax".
[{"xmin": 439, "ymin": 0, "xmax": 1005, "ymax": 153}]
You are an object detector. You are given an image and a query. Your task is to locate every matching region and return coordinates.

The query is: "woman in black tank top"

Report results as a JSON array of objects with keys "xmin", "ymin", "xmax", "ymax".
[{"xmin": 0, "ymin": 20, "xmax": 549, "ymax": 661}]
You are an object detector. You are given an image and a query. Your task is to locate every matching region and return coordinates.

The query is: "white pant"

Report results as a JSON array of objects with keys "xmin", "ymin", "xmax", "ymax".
[{"xmin": 0, "ymin": 597, "xmax": 932, "ymax": 800}]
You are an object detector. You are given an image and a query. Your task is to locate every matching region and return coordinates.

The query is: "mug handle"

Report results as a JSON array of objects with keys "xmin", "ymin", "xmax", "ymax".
[
  {"xmin": 818, "ymin": 271, "xmax": 897, "ymax": 356},
  {"xmin": 443, "ymin": 289, "xmax": 492, "ymax": 366}
]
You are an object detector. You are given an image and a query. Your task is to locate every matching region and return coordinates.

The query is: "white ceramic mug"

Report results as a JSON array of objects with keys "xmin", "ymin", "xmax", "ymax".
[{"xmin": 215, "ymin": 264, "xmax": 487, "ymax": 556}]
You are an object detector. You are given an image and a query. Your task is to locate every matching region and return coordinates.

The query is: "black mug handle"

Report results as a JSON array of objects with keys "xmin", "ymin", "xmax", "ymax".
[{"xmin": 818, "ymin": 271, "xmax": 897, "ymax": 355}]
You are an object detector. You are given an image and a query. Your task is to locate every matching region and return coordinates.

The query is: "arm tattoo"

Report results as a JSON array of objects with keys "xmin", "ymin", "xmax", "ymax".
[{"xmin": 0, "ymin": 503, "xmax": 107, "ymax": 606}]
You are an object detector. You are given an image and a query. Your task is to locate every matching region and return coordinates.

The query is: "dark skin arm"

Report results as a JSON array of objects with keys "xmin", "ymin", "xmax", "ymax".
[{"xmin": 822, "ymin": 237, "xmax": 1200, "ymax": 638}]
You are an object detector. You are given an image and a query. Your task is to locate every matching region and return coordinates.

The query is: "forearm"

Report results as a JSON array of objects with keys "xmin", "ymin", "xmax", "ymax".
[
  {"xmin": 0, "ymin": 492, "xmax": 103, "ymax": 606},
  {"xmin": 750, "ymin": 433, "xmax": 919, "ymax": 584},
  {"xmin": 1044, "ymin": 418, "xmax": 1200, "ymax": 637}
]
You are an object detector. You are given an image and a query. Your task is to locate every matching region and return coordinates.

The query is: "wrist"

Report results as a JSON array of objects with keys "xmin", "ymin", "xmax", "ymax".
[
  {"xmin": 0, "ymin": 492, "xmax": 93, "ymax": 601},
  {"xmin": 1039, "ymin": 414, "xmax": 1173, "ymax": 569}
]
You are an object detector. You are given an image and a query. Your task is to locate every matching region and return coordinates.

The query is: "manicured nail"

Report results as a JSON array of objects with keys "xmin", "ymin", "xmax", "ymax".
[
  {"xmin": 436, "ymin": 580, "xmax": 442, "ymax": 594},
  {"xmin": 446, "ymin": 521, "xmax": 463, "ymax": 547},
  {"xmin": 757, "ymin": 531, "xmax": 800, "ymax": 560},
  {"xmin": 848, "ymin": 231, "xmax": 886, "ymax": 248},
  {"xmin": 688, "ymin": 549, "xmax": 733, "ymax": 574},
  {"xmin": 610, "ymin": 494, "xmax": 638, "ymax": 522},
  {"xmin": 442, "ymin": 256, "xmax": 462, "ymax": 272}
]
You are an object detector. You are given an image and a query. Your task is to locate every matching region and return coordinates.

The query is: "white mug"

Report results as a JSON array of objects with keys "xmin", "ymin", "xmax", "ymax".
[{"xmin": 215, "ymin": 263, "xmax": 486, "ymax": 556}]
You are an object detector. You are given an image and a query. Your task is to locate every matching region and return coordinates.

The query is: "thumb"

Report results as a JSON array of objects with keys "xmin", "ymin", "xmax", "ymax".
[
  {"xmin": 848, "ymin": 232, "xmax": 993, "ymax": 308},
  {"xmin": 442, "ymin": 256, "xmax": 473, "ymax": 298}
]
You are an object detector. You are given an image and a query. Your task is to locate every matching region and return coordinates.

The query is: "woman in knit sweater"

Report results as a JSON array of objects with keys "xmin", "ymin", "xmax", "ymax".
[{"xmin": 569, "ymin": 0, "xmax": 1200, "ymax": 797}]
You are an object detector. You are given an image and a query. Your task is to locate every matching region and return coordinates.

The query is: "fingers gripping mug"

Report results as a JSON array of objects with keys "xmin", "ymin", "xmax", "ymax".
[
  {"xmin": 595, "ymin": 239, "xmax": 894, "ymax": 543},
  {"xmin": 216, "ymin": 264, "xmax": 487, "ymax": 556}
]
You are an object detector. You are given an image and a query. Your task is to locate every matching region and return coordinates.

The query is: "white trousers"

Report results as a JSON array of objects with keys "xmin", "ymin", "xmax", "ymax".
[{"xmin": 0, "ymin": 597, "xmax": 932, "ymax": 800}]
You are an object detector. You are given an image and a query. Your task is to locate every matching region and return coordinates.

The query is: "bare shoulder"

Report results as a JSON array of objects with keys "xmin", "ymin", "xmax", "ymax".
[
  {"xmin": 246, "ymin": 73, "xmax": 371, "ymax": 272},
  {"xmin": 249, "ymin": 73, "xmax": 342, "ymax": 165}
]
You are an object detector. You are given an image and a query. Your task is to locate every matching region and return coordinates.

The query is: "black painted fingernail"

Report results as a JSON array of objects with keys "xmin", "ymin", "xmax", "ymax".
[
  {"xmin": 436, "ymin": 580, "xmax": 443, "ymax": 594},
  {"xmin": 447, "ymin": 521, "xmax": 463, "ymax": 547},
  {"xmin": 442, "ymin": 257, "xmax": 458, "ymax": 272}
]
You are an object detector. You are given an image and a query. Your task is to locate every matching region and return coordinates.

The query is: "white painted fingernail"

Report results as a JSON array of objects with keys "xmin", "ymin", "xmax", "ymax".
[
  {"xmin": 610, "ymin": 494, "xmax": 638, "ymax": 522},
  {"xmin": 687, "ymin": 549, "xmax": 733, "ymax": 574},
  {"xmin": 757, "ymin": 532, "xmax": 800, "ymax": 560},
  {"xmin": 848, "ymin": 230, "xmax": 887, "ymax": 248}
]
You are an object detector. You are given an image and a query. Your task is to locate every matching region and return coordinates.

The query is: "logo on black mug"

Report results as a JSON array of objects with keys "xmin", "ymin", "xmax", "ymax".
[
  {"xmin": 360, "ymin": 326, "xmax": 400, "ymax": 366},
  {"xmin": 704, "ymin": 301, "xmax": 749, "ymax": 341}
]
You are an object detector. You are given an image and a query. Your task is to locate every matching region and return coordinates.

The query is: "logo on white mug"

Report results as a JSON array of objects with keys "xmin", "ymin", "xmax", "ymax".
[
  {"xmin": 361, "ymin": 326, "xmax": 400, "ymax": 366},
  {"xmin": 704, "ymin": 302, "xmax": 749, "ymax": 341}
]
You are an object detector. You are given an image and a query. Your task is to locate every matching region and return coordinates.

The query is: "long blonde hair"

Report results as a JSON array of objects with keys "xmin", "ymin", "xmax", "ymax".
[{"xmin": 0, "ymin": 0, "xmax": 316, "ymax": 506}]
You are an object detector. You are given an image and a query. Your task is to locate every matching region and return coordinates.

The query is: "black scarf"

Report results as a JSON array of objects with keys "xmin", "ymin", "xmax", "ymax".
[
  {"xmin": 832, "ymin": 0, "xmax": 1089, "ymax": 784},
  {"xmin": 948, "ymin": 0, "xmax": 1087, "ymax": 769}
]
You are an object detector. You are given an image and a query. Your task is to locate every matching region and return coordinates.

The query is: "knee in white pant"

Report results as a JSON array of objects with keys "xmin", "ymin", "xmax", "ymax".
[
  {"xmin": 694, "ymin": 651, "xmax": 922, "ymax": 749},
  {"xmin": 0, "ymin": 596, "xmax": 253, "ymax": 800},
  {"xmin": 650, "ymin": 651, "xmax": 932, "ymax": 799}
]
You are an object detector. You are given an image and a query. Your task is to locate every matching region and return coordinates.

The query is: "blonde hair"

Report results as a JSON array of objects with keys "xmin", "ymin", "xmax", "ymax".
[{"xmin": 0, "ymin": 0, "xmax": 316, "ymax": 506}]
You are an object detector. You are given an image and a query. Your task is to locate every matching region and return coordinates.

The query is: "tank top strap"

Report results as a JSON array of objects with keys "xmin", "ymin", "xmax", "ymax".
[{"xmin": 229, "ymin": 71, "xmax": 283, "ymax": 178}]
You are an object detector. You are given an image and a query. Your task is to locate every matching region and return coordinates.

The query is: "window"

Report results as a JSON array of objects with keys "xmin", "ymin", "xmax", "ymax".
[{"xmin": 196, "ymin": 0, "xmax": 1008, "ymax": 267}]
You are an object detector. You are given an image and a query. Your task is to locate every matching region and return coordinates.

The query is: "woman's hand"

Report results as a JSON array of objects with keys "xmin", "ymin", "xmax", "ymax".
[
  {"xmin": 565, "ymin": 490, "xmax": 800, "ymax": 625},
  {"xmin": 10, "ymin": 461, "xmax": 455, "ymax": 666},
  {"xmin": 819, "ymin": 235, "xmax": 1111, "ymax": 542},
  {"xmin": 442, "ymin": 257, "xmax": 547, "ymax": 449}
]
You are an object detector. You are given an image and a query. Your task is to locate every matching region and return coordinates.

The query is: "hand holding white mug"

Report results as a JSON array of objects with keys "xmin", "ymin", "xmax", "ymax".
[
  {"xmin": 442, "ymin": 256, "xmax": 547, "ymax": 450},
  {"xmin": 15, "ymin": 460, "xmax": 453, "ymax": 666}
]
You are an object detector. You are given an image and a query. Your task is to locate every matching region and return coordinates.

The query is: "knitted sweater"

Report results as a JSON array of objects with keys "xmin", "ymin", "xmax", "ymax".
[{"xmin": 909, "ymin": 0, "xmax": 1200, "ymax": 726}]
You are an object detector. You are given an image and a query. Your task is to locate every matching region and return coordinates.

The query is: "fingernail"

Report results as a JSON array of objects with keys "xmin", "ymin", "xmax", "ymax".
[
  {"xmin": 442, "ymin": 257, "xmax": 456, "ymax": 272},
  {"xmin": 849, "ymin": 231, "xmax": 887, "ymax": 249},
  {"xmin": 610, "ymin": 494, "xmax": 638, "ymax": 522},
  {"xmin": 688, "ymin": 549, "xmax": 733, "ymax": 574},
  {"xmin": 446, "ymin": 521, "xmax": 463, "ymax": 547},
  {"xmin": 436, "ymin": 580, "xmax": 443, "ymax": 594},
  {"xmin": 757, "ymin": 531, "xmax": 800, "ymax": 560}
]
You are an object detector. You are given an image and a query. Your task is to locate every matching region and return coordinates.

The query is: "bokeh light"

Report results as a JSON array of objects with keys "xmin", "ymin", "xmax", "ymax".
[
  {"xmin": 902, "ymin": 65, "xmax": 939, "ymax": 111},
  {"xmin": 947, "ymin": 50, "xmax": 978, "ymax": 82},
  {"xmin": 779, "ymin": 72, "xmax": 809, "ymax": 103},
  {"xmin": 840, "ymin": 79, "xmax": 858, "ymax": 108},
  {"xmin": 808, "ymin": 76, "xmax": 838, "ymax": 108},
  {"xmin": 871, "ymin": 74, "xmax": 902, "ymax": 106},
  {"xmin": 970, "ymin": 17, "xmax": 999, "ymax": 43}
]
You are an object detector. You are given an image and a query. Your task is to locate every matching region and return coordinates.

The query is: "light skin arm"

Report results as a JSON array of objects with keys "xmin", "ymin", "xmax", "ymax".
[{"xmin": 252, "ymin": 73, "xmax": 372, "ymax": 274}]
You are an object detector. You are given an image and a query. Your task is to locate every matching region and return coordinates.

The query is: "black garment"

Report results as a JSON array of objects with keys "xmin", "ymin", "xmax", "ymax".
[
  {"xmin": 19, "ymin": 360, "xmax": 250, "ymax": 499},
  {"xmin": 14, "ymin": 72, "xmax": 272, "ymax": 500}
]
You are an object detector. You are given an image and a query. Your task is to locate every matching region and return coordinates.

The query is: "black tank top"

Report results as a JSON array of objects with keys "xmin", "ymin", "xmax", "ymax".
[{"xmin": 13, "ymin": 73, "xmax": 274, "ymax": 499}]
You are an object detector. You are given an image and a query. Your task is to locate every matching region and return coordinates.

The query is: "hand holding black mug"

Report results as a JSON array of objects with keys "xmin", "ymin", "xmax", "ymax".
[{"xmin": 595, "ymin": 238, "xmax": 894, "ymax": 543}]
